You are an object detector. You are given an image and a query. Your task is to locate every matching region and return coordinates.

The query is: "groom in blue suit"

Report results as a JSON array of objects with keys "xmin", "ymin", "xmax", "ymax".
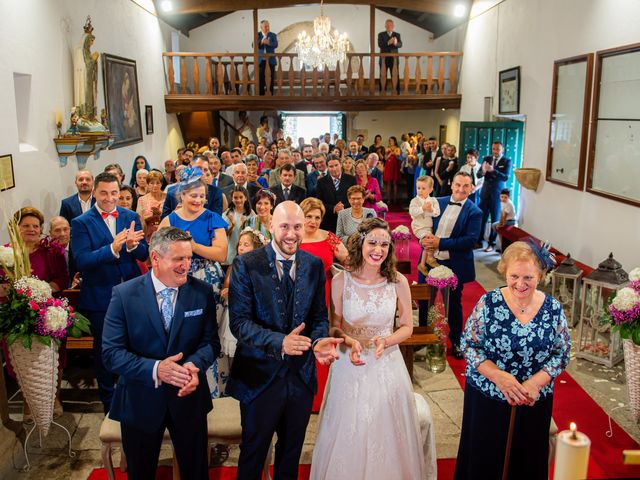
[
  {"xmin": 228, "ymin": 201, "xmax": 342, "ymax": 480},
  {"xmin": 103, "ymin": 227, "xmax": 218, "ymax": 480},
  {"xmin": 71, "ymin": 172, "xmax": 148, "ymax": 413},
  {"xmin": 420, "ymin": 171, "xmax": 482, "ymax": 358}
]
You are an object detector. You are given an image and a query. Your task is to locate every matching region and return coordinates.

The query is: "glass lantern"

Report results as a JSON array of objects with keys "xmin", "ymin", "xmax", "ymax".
[
  {"xmin": 576, "ymin": 253, "xmax": 628, "ymax": 367},
  {"xmin": 551, "ymin": 254, "xmax": 583, "ymax": 327}
]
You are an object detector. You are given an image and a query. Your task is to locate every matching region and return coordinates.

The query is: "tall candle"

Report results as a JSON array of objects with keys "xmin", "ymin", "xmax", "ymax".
[
  {"xmin": 554, "ymin": 422, "xmax": 590, "ymax": 480},
  {"xmin": 55, "ymin": 110, "xmax": 62, "ymax": 124}
]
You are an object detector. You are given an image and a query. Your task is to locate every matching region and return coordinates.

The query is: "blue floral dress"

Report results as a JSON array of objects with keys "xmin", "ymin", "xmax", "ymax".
[
  {"xmin": 454, "ymin": 288, "xmax": 571, "ymax": 480},
  {"xmin": 168, "ymin": 209, "xmax": 228, "ymax": 397}
]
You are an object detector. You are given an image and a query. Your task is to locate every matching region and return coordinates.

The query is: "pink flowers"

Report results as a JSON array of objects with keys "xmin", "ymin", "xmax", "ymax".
[{"xmin": 29, "ymin": 300, "xmax": 40, "ymax": 311}]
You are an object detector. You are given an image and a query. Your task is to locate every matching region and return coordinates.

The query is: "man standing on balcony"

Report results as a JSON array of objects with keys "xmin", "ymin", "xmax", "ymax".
[
  {"xmin": 378, "ymin": 19, "xmax": 402, "ymax": 93},
  {"xmin": 257, "ymin": 20, "xmax": 278, "ymax": 96}
]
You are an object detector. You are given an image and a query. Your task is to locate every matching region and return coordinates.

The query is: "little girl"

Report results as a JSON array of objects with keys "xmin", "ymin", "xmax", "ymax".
[
  {"xmin": 219, "ymin": 228, "xmax": 267, "ymax": 362},
  {"xmin": 409, "ymin": 175, "xmax": 441, "ymax": 275},
  {"xmin": 223, "ymin": 186, "xmax": 255, "ymax": 266}
]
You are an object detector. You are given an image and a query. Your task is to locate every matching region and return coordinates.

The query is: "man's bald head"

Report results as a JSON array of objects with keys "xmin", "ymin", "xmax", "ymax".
[{"xmin": 270, "ymin": 201, "xmax": 304, "ymax": 257}]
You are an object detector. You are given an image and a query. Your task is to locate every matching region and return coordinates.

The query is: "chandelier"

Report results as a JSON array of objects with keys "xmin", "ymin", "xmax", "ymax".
[{"xmin": 296, "ymin": 0, "xmax": 349, "ymax": 70}]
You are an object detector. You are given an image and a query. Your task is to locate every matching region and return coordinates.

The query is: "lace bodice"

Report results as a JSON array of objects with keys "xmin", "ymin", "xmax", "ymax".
[{"xmin": 341, "ymin": 272, "xmax": 397, "ymax": 341}]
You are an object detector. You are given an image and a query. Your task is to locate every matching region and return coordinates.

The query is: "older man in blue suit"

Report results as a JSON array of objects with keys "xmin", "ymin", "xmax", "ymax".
[
  {"xmin": 71, "ymin": 172, "xmax": 148, "ymax": 413},
  {"xmin": 420, "ymin": 171, "xmax": 482, "ymax": 359},
  {"xmin": 59, "ymin": 169, "xmax": 95, "ymax": 223},
  {"xmin": 228, "ymin": 201, "xmax": 342, "ymax": 480},
  {"xmin": 103, "ymin": 227, "xmax": 218, "ymax": 480}
]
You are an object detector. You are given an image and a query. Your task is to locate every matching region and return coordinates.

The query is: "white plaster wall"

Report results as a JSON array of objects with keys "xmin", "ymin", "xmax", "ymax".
[
  {"xmin": 352, "ymin": 110, "xmax": 460, "ymax": 147},
  {"xmin": 455, "ymin": 0, "xmax": 640, "ymax": 268},
  {"xmin": 184, "ymin": 7, "xmax": 436, "ymax": 55},
  {"xmin": 0, "ymin": 0, "xmax": 182, "ymax": 241}
]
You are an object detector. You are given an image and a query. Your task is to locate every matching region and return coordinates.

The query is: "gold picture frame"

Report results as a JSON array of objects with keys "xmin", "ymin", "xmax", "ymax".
[{"xmin": 0, "ymin": 154, "xmax": 15, "ymax": 192}]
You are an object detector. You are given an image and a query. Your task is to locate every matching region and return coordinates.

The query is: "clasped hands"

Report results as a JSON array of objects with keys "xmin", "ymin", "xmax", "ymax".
[
  {"xmin": 493, "ymin": 370, "xmax": 541, "ymax": 407},
  {"xmin": 283, "ymin": 323, "xmax": 343, "ymax": 365},
  {"xmin": 112, "ymin": 220, "xmax": 144, "ymax": 253},
  {"xmin": 420, "ymin": 232, "xmax": 440, "ymax": 250},
  {"xmin": 347, "ymin": 336, "xmax": 387, "ymax": 366},
  {"xmin": 157, "ymin": 352, "xmax": 199, "ymax": 397}
]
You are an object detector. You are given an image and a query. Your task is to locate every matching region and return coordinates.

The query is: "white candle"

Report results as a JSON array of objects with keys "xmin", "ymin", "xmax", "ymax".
[{"xmin": 553, "ymin": 422, "xmax": 590, "ymax": 480}]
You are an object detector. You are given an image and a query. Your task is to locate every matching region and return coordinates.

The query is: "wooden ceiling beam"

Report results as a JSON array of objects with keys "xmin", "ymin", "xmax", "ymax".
[{"xmin": 165, "ymin": 0, "xmax": 457, "ymax": 16}]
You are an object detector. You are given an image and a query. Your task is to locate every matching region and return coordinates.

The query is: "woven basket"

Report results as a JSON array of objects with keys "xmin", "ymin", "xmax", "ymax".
[
  {"xmin": 8, "ymin": 340, "xmax": 58, "ymax": 436},
  {"xmin": 623, "ymin": 339, "xmax": 640, "ymax": 423},
  {"xmin": 514, "ymin": 168, "xmax": 542, "ymax": 191}
]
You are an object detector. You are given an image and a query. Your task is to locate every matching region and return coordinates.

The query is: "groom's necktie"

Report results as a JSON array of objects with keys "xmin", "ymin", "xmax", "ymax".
[{"xmin": 280, "ymin": 259, "xmax": 294, "ymax": 301}]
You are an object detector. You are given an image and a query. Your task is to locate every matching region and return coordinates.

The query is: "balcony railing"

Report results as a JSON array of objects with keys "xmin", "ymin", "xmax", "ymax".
[{"xmin": 163, "ymin": 51, "xmax": 462, "ymax": 98}]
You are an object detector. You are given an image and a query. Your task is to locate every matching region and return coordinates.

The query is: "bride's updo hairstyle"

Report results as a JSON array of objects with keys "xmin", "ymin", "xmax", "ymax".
[{"xmin": 346, "ymin": 217, "xmax": 397, "ymax": 283}]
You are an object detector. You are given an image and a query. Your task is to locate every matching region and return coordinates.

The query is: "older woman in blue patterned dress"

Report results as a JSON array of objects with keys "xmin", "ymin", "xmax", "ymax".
[
  {"xmin": 455, "ymin": 240, "xmax": 570, "ymax": 480},
  {"xmin": 158, "ymin": 168, "xmax": 228, "ymax": 397}
]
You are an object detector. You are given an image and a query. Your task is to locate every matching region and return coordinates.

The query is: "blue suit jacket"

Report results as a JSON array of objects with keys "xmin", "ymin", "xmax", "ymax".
[
  {"xmin": 258, "ymin": 31, "xmax": 278, "ymax": 65},
  {"xmin": 306, "ymin": 170, "xmax": 320, "ymax": 197},
  {"xmin": 477, "ymin": 155, "xmax": 512, "ymax": 200},
  {"xmin": 432, "ymin": 197, "xmax": 482, "ymax": 284},
  {"xmin": 71, "ymin": 206, "xmax": 148, "ymax": 312},
  {"xmin": 161, "ymin": 183, "xmax": 224, "ymax": 219},
  {"xmin": 227, "ymin": 244, "xmax": 328, "ymax": 403},
  {"xmin": 59, "ymin": 194, "xmax": 95, "ymax": 223},
  {"xmin": 103, "ymin": 273, "xmax": 219, "ymax": 433}
]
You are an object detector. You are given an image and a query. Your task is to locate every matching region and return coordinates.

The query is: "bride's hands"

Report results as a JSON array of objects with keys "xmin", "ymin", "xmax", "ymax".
[
  {"xmin": 348, "ymin": 338, "xmax": 365, "ymax": 366},
  {"xmin": 372, "ymin": 336, "xmax": 387, "ymax": 359}
]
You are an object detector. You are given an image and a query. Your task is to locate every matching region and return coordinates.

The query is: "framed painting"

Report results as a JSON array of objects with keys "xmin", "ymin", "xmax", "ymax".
[
  {"xmin": 102, "ymin": 54, "xmax": 142, "ymax": 149},
  {"xmin": 145, "ymin": 105, "xmax": 154, "ymax": 135},
  {"xmin": 0, "ymin": 154, "xmax": 15, "ymax": 192},
  {"xmin": 499, "ymin": 66, "xmax": 521, "ymax": 115}
]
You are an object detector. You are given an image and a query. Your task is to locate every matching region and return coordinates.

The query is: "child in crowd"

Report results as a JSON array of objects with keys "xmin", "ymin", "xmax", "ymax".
[
  {"xmin": 223, "ymin": 186, "xmax": 255, "ymax": 266},
  {"xmin": 219, "ymin": 228, "xmax": 267, "ymax": 362},
  {"xmin": 409, "ymin": 175, "xmax": 441, "ymax": 275},
  {"xmin": 488, "ymin": 188, "xmax": 517, "ymax": 252}
]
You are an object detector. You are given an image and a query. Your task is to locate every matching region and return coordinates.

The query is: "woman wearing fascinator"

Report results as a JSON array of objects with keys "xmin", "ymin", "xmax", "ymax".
[
  {"xmin": 311, "ymin": 217, "xmax": 434, "ymax": 480},
  {"xmin": 159, "ymin": 167, "xmax": 229, "ymax": 397},
  {"xmin": 455, "ymin": 239, "xmax": 571, "ymax": 480}
]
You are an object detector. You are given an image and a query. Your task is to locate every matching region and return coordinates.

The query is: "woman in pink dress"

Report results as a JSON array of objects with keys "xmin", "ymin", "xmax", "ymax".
[
  {"xmin": 355, "ymin": 160, "xmax": 382, "ymax": 212},
  {"xmin": 1, "ymin": 208, "xmax": 69, "ymax": 419},
  {"xmin": 383, "ymin": 136, "xmax": 401, "ymax": 204},
  {"xmin": 299, "ymin": 198, "xmax": 348, "ymax": 412}
]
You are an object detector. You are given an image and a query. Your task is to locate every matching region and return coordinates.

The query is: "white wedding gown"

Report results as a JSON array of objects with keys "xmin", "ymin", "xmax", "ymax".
[{"xmin": 310, "ymin": 272, "xmax": 436, "ymax": 480}]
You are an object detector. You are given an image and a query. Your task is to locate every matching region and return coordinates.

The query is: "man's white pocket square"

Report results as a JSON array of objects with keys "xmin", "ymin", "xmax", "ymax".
[{"xmin": 184, "ymin": 309, "xmax": 203, "ymax": 317}]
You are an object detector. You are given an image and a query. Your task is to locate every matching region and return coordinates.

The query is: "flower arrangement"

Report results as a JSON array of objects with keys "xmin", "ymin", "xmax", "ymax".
[
  {"xmin": 608, "ymin": 280, "xmax": 640, "ymax": 345},
  {"xmin": 629, "ymin": 267, "xmax": 640, "ymax": 292},
  {"xmin": 425, "ymin": 265, "xmax": 459, "ymax": 290},
  {"xmin": 376, "ymin": 201, "xmax": 389, "ymax": 212},
  {"xmin": 391, "ymin": 225, "xmax": 412, "ymax": 241},
  {"xmin": 0, "ymin": 218, "xmax": 90, "ymax": 349}
]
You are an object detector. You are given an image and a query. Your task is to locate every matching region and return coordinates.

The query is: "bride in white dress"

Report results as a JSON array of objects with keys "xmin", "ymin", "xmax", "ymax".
[{"xmin": 311, "ymin": 218, "xmax": 435, "ymax": 480}]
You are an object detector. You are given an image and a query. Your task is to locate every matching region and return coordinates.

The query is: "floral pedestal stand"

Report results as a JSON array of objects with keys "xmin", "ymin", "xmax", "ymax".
[{"xmin": 8, "ymin": 341, "xmax": 75, "ymax": 470}]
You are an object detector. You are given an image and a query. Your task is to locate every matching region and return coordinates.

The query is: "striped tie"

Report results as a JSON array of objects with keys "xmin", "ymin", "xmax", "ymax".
[{"xmin": 333, "ymin": 177, "xmax": 340, "ymax": 191}]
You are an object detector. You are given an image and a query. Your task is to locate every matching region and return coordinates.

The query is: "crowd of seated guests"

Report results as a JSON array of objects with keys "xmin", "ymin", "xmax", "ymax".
[{"xmin": 0, "ymin": 127, "xmax": 513, "ymax": 424}]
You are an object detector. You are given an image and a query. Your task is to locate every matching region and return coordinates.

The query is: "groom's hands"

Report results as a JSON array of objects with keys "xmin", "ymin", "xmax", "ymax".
[{"xmin": 283, "ymin": 323, "xmax": 312, "ymax": 356}]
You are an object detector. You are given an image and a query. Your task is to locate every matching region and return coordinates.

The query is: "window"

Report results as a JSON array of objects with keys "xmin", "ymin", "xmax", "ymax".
[
  {"xmin": 13, "ymin": 72, "xmax": 37, "ymax": 152},
  {"xmin": 280, "ymin": 112, "xmax": 345, "ymax": 145}
]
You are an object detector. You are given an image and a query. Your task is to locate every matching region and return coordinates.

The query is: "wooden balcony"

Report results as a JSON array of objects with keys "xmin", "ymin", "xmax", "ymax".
[{"xmin": 163, "ymin": 51, "xmax": 462, "ymax": 112}]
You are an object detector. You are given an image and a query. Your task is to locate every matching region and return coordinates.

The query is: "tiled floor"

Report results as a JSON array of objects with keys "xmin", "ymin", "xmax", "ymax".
[{"xmin": 0, "ymin": 251, "xmax": 638, "ymax": 479}]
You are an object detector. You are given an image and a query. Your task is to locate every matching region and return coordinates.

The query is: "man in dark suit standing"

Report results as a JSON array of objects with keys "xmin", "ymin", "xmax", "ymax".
[
  {"xmin": 377, "ymin": 19, "xmax": 402, "ymax": 92},
  {"xmin": 228, "ymin": 201, "xmax": 342, "ymax": 480},
  {"xmin": 103, "ymin": 227, "xmax": 218, "ymax": 480},
  {"xmin": 209, "ymin": 155, "xmax": 234, "ymax": 190},
  {"xmin": 59, "ymin": 170, "xmax": 95, "ymax": 223},
  {"xmin": 272, "ymin": 164, "xmax": 306, "ymax": 205},
  {"xmin": 258, "ymin": 20, "xmax": 278, "ymax": 95},
  {"xmin": 420, "ymin": 171, "xmax": 482, "ymax": 359},
  {"xmin": 476, "ymin": 141, "xmax": 512, "ymax": 251},
  {"xmin": 71, "ymin": 172, "xmax": 148, "ymax": 413},
  {"xmin": 315, "ymin": 154, "xmax": 357, "ymax": 232},
  {"xmin": 222, "ymin": 163, "xmax": 261, "ymax": 204}
]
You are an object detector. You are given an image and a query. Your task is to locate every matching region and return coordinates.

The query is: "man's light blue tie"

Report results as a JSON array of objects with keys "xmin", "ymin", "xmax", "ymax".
[
  {"xmin": 333, "ymin": 177, "xmax": 340, "ymax": 191},
  {"xmin": 159, "ymin": 288, "xmax": 175, "ymax": 332}
]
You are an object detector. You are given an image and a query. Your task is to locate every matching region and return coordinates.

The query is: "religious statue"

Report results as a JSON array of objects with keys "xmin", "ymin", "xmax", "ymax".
[
  {"xmin": 73, "ymin": 16, "xmax": 106, "ymax": 133},
  {"xmin": 67, "ymin": 107, "xmax": 80, "ymax": 135}
]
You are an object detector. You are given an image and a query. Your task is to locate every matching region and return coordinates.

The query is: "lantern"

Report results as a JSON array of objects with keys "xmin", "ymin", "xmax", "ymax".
[
  {"xmin": 551, "ymin": 254, "xmax": 583, "ymax": 327},
  {"xmin": 576, "ymin": 253, "xmax": 628, "ymax": 367}
]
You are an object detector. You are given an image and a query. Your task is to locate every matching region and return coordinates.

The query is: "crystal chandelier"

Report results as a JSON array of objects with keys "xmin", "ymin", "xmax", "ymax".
[{"xmin": 296, "ymin": 0, "xmax": 349, "ymax": 70}]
